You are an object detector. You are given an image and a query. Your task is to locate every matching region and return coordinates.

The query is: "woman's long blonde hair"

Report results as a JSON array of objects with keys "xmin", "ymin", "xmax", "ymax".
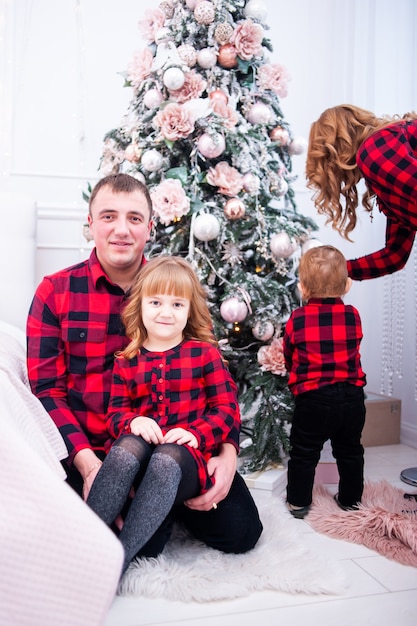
[
  {"xmin": 120, "ymin": 256, "xmax": 217, "ymax": 360},
  {"xmin": 305, "ymin": 104, "xmax": 417, "ymax": 239}
]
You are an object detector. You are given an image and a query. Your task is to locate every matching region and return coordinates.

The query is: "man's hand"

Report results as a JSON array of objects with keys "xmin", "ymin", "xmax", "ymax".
[
  {"xmin": 184, "ymin": 443, "xmax": 237, "ymax": 511},
  {"xmin": 74, "ymin": 448, "xmax": 103, "ymax": 501}
]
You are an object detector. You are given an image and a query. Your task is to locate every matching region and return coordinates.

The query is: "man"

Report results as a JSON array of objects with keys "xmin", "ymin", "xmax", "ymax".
[{"xmin": 27, "ymin": 173, "xmax": 262, "ymax": 556}]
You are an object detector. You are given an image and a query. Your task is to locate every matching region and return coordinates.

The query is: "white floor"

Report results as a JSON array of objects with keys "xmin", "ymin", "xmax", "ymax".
[{"xmin": 105, "ymin": 444, "xmax": 417, "ymax": 626}]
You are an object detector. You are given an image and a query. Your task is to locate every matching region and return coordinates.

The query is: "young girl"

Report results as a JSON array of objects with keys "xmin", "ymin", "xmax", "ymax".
[
  {"xmin": 283, "ymin": 245, "xmax": 367, "ymax": 518},
  {"xmin": 306, "ymin": 104, "xmax": 417, "ymax": 280},
  {"xmin": 86, "ymin": 256, "xmax": 240, "ymax": 575}
]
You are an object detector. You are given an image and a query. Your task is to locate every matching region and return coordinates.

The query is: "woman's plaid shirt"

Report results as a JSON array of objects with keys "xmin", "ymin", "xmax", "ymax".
[{"xmin": 347, "ymin": 119, "xmax": 417, "ymax": 280}]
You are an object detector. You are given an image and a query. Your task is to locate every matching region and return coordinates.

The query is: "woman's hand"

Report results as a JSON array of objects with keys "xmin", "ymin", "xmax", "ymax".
[
  {"xmin": 130, "ymin": 416, "xmax": 164, "ymax": 444},
  {"xmin": 184, "ymin": 443, "xmax": 237, "ymax": 511},
  {"xmin": 163, "ymin": 428, "xmax": 198, "ymax": 448}
]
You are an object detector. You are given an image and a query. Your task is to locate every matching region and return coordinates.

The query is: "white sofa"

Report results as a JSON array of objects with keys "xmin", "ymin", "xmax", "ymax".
[{"xmin": 0, "ymin": 321, "xmax": 124, "ymax": 626}]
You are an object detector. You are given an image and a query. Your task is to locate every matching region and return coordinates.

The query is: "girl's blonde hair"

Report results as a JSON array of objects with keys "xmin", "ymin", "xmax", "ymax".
[
  {"xmin": 305, "ymin": 104, "xmax": 417, "ymax": 240},
  {"xmin": 298, "ymin": 245, "xmax": 348, "ymax": 300},
  {"xmin": 120, "ymin": 256, "xmax": 217, "ymax": 359}
]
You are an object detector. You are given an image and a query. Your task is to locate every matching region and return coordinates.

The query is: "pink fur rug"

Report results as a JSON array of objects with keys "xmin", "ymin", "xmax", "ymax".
[{"xmin": 308, "ymin": 481, "xmax": 417, "ymax": 567}]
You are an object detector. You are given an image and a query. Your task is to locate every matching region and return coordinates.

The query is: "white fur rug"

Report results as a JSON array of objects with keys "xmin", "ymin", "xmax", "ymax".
[{"xmin": 118, "ymin": 496, "xmax": 348, "ymax": 602}]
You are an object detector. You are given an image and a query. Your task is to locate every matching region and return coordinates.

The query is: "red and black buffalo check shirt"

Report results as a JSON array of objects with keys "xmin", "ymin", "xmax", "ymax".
[
  {"xmin": 27, "ymin": 249, "xmax": 141, "ymax": 464},
  {"xmin": 107, "ymin": 340, "xmax": 240, "ymax": 493},
  {"xmin": 283, "ymin": 298, "xmax": 366, "ymax": 396},
  {"xmin": 347, "ymin": 119, "xmax": 417, "ymax": 280}
]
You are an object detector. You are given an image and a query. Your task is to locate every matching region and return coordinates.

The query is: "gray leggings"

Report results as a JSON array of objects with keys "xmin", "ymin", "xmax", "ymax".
[{"xmin": 87, "ymin": 434, "xmax": 199, "ymax": 574}]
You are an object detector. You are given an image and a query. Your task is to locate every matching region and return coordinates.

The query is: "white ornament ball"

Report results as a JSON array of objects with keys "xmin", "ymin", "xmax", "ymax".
[
  {"xmin": 242, "ymin": 172, "xmax": 260, "ymax": 194},
  {"xmin": 301, "ymin": 238, "xmax": 323, "ymax": 254},
  {"xmin": 143, "ymin": 88, "xmax": 164, "ymax": 109},
  {"xmin": 220, "ymin": 298, "xmax": 248, "ymax": 323},
  {"xmin": 193, "ymin": 213, "xmax": 220, "ymax": 241},
  {"xmin": 244, "ymin": 0, "xmax": 268, "ymax": 21},
  {"xmin": 194, "ymin": 1, "xmax": 215, "ymax": 25},
  {"xmin": 185, "ymin": 0, "xmax": 198, "ymax": 8},
  {"xmin": 288, "ymin": 136, "xmax": 308, "ymax": 156},
  {"xmin": 270, "ymin": 232, "xmax": 297, "ymax": 259},
  {"xmin": 163, "ymin": 66, "xmax": 185, "ymax": 91},
  {"xmin": 246, "ymin": 102, "xmax": 273, "ymax": 125},
  {"xmin": 197, "ymin": 47, "xmax": 217, "ymax": 69},
  {"xmin": 197, "ymin": 132, "xmax": 226, "ymax": 159},
  {"xmin": 252, "ymin": 320, "xmax": 275, "ymax": 341},
  {"xmin": 141, "ymin": 149, "xmax": 163, "ymax": 172}
]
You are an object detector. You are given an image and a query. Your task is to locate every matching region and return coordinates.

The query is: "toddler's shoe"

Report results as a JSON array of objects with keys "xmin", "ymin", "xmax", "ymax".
[
  {"xmin": 334, "ymin": 494, "xmax": 359, "ymax": 511},
  {"xmin": 286, "ymin": 502, "xmax": 310, "ymax": 519}
]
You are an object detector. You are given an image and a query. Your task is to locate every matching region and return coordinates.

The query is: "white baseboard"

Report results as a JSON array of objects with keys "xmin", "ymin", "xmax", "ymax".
[{"xmin": 401, "ymin": 423, "xmax": 417, "ymax": 449}]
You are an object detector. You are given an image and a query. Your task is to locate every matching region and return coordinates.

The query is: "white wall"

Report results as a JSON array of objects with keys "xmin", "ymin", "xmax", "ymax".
[{"xmin": 0, "ymin": 0, "xmax": 416, "ymax": 446}]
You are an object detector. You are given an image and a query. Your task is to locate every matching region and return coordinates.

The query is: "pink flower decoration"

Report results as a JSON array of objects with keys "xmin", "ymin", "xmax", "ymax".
[
  {"xmin": 211, "ymin": 100, "xmax": 239, "ymax": 129},
  {"xmin": 169, "ymin": 71, "xmax": 208, "ymax": 103},
  {"xmin": 257, "ymin": 337, "xmax": 287, "ymax": 376},
  {"xmin": 154, "ymin": 103, "xmax": 195, "ymax": 141},
  {"xmin": 206, "ymin": 161, "xmax": 243, "ymax": 197},
  {"xmin": 257, "ymin": 63, "xmax": 291, "ymax": 98},
  {"xmin": 150, "ymin": 179, "xmax": 190, "ymax": 225},
  {"xmin": 126, "ymin": 49, "xmax": 154, "ymax": 92},
  {"xmin": 231, "ymin": 19, "xmax": 264, "ymax": 61},
  {"xmin": 138, "ymin": 8, "xmax": 166, "ymax": 44}
]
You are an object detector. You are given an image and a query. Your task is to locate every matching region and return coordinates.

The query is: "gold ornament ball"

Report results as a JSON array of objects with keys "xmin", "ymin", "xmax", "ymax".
[
  {"xmin": 194, "ymin": 1, "xmax": 215, "ymax": 25},
  {"xmin": 214, "ymin": 22, "xmax": 234, "ymax": 44},
  {"xmin": 224, "ymin": 198, "xmax": 245, "ymax": 220},
  {"xmin": 177, "ymin": 44, "xmax": 197, "ymax": 67},
  {"xmin": 159, "ymin": 1, "xmax": 175, "ymax": 18},
  {"xmin": 217, "ymin": 44, "xmax": 238, "ymax": 68}
]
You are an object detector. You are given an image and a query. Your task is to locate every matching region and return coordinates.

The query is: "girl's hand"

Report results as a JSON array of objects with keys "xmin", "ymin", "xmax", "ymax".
[
  {"xmin": 130, "ymin": 416, "xmax": 164, "ymax": 444},
  {"xmin": 163, "ymin": 428, "xmax": 198, "ymax": 448}
]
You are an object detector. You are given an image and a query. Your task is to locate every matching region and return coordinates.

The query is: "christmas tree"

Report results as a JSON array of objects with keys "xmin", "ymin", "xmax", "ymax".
[{"xmin": 95, "ymin": 0, "xmax": 317, "ymax": 473}]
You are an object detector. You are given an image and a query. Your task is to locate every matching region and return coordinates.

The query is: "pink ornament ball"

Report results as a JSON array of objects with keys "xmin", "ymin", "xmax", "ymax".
[
  {"xmin": 242, "ymin": 172, "xmax": 260, "ymax": 194},
  {"xmin": 270, "ymin": 232, "xmax": 297, "ymax": 258},
  {"xmin": 197, "ymin": 47, "xmax": 217, "ymax": 69},
  {"xmin": 143, "ymin": 88, "xmax": 164, "ymax": 109},
  {"xmin": 220, "ymin": 297, "xmax": 248, "ymax": 323},
  {"xmin": 246, "ymin": 102, "xmax": 273, "ymax": 125},
  {"xmin": 197, "ymin": 132, "xmax": 226, "ymax": 159},
  {"xmin": 209, "ymin": 89, "xmax": 228, "ymax": 105}
]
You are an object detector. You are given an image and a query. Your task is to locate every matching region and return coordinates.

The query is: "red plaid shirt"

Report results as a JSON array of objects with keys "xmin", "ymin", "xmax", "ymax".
[
  {"xmin": 107, "ymin": 340, "xmax": 240, "ymax": 492},
  {"xmin": 283, "ymin": 298, "xmax": 366, "ymax": 395},
  {"xmin": 347, "ymin": 119, "xmax": 417, "ymax": 280},
  {"xmin": 26, "ymin": 249, "xmax": 143, "ymax": 464}
]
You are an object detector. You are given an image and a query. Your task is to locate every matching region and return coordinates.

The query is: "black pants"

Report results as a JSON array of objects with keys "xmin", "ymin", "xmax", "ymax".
[
  {"xmin": 66, "ymin": 459, "xmax": 263, "ymax": 558},
  {"xmin": 286, "ymin": 383, "xmax": 366, "ymax": 508}
]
